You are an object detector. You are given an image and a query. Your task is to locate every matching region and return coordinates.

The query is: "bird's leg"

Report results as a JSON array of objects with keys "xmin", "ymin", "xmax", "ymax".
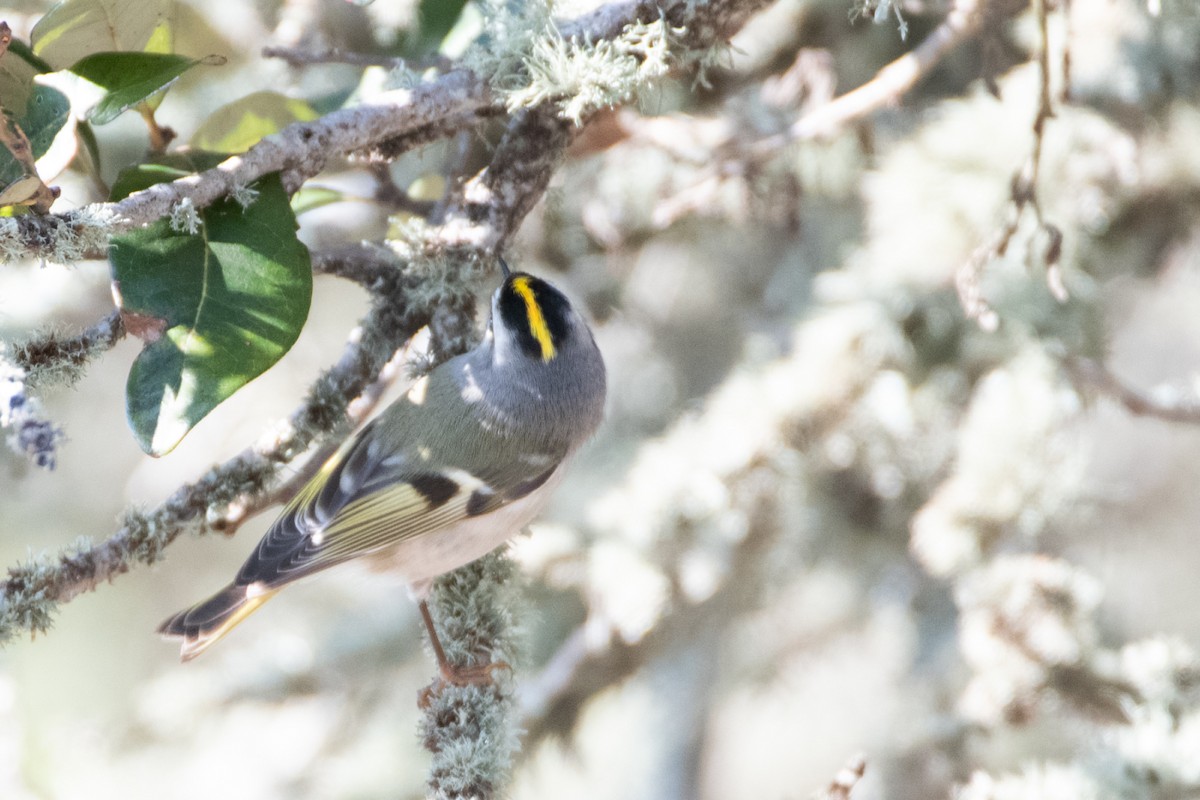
[{"xmin": 418, "ymin": 599, "xmax": 511, "ymax": 691}]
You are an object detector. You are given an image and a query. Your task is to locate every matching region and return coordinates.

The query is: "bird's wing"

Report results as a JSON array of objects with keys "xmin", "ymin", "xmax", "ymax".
[{"xmin": 233, "ymin": 417, "xmax": 561, "ymax": 589}]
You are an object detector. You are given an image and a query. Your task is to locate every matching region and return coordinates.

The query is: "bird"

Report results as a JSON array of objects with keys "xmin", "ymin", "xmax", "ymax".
[{"xmin": 159, "ymin": 260, "xmax": 607, "ymax": 679}]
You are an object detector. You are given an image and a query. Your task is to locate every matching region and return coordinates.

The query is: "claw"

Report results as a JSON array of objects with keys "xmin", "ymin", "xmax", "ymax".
[{"xmin": 416, "ymin": 599, "xmax": 512, "ymax": 708}]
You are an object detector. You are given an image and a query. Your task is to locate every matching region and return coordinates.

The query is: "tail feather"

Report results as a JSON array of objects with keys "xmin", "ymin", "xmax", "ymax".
[{"xmin": 158, "ymin": 583, "xmax": 278, "ymax": 662}]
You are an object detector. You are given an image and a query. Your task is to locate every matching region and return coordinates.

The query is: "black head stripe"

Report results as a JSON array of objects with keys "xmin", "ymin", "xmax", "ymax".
[{"xmin": 498, "ymin": 273, "xmax": 573, "ymax": 361}]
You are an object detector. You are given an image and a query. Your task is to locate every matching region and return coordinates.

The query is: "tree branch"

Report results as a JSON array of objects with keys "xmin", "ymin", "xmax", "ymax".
[
  {"xmin": 434, "ymin": 109, "xmax": 577, "ymax": 253},
  {"xmin": 1064, "ymin": 356, "xmax": 1200, "ymax": 425},
  {"xmin": 9, "ymin": 310, "xmax": 124, "ymax": 384},
  {"xmin": 956, "ymin": 0, "xmax": 1062, "ymax": 328},
  {"xmin": 788, "ymin": 0, "xmax": 993, "ymax": 141},
  {"xmin": 0, "ymin": 71, "xmax": 488, "ymax": 263},
  {"xmin": 262, "ymin": 45, "xmax": 414, "ymax": 70},
  {"xmin": 3, "ymin": 0, "xmax": 770, "ymax": 266},
  {"xmin": 3, "ymin": 5, "xmax": 788, "ymax": 799},
  {"xmin": 0, "ymin": 246, "xmax": 425, "ymax": 640}
]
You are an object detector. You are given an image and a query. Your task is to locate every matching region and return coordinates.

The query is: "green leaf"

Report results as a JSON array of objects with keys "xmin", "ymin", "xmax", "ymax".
[
  {"xmin": 192, "ymin": 91, "xmax": 318, "ymax": 153},
  {"xmin": 6, "ymin": 41, "xmax": 56, "ymax": 75},
  {"xmin": 411, "ymin": 0, "xmax": 470, "ymax": 57},
  {"xmin": 0, "ymin": 40, "xmax": 44, "ymax": 121},
  {"xmin": 110, "ymin": 173, "xmax": 312, "ymax": 456},
  {"xmin": 71, "ymin": 115, "xmax": 101, "ymax": 177},
  {"xmin": 69, "ymin": 51, "xmax": 198, "ymax": 124},
  {"xmin": 22, "ymin": 84, "xmax": 71, "ymax": 160},
  {"xmin": 0, "ymin": 84, "xmax": 71, "ymax": 209},
  {"xmin": 32, "ymin": 0, "xmax": 179, "ymax": 69},
  {"xmin": 0, "ymin": 37, "xmax": 73, "ymax": 205},
  {"xmin": 290, "ymin": 185, "xmax": 346, "ymax": 216},
  {"xmin": 109, "ymin": 150, "xmax": 227, "ymax": 200}
]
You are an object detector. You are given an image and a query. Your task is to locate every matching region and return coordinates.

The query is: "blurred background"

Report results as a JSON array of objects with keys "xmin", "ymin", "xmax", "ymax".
[{"xmin": 4, "ymin": 0, "xmax": 1200, "ymax": 797}]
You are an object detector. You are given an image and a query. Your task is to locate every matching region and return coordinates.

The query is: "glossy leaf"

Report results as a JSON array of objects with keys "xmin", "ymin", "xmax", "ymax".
[
  {"xmin": 32, "ymin": 0, "xmax": 178, "ymax": 69},
  {"xmin": 0, "ymin": 39, "xmax": 81, "ymax": 191},
  {"xmin": 290, "ymin": 185, "xmax": 346, "ymax": 216},
  {"xmin": 22, "ymin": 84, "xmax": 71, "ymax": 161},
  {"xmin": 5, "ymin": 40, "xmax": 55, "ymax": 74},
  {"xmin": 0, "ymin": 84, "xmax": 70, "ymax": 211},
  {"xmin": 400, "ymin": 0, "xmax": 470, "ymax": 58},
  {"xmin": 69, "ymin": 109, "xmax": 100, "ymax": 177},
  {"xmin": 110, "ymin": 173, "xmax": 312, "ymax": 455},
  {"xmin": 109, "ymin": 151, "xmax": 228, "ymax": 200},
  {"xmin": 192, "ymin": 91, "xmax": 318, "ymax": 153},
  {"xmin": 0, "ymin": 39, "xmax": 41, "ymax": 115},
  {"xmin": 69, "ymin": 51, "xmax": 197, "ymax": 124}
]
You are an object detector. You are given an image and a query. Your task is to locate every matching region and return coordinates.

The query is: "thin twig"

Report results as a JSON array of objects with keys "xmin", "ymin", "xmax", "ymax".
[
  {"xmin": 369, "ymin": 163, "xmax": 437, "ymax": 217},
  {"xmin": 0, "ymin": 250, "xmax": 425, "ymax": 635},
  {"xmin": 311, "ymin": 243, "xmax": 405, "ymax": 286},
  {"xmin": 767, "ymin": 0, "xmax": 990, "ymax": 146},
  {"xmin": 10, "ymin": 310, "xmax": 125, "ymax": 383},
  {"xmin": 628, "ymin": 0, "xmax": 1003, "ymax": 234},
  {"xmin": 1064, "ymin": 356, "xmax": 1200, "ymax": 425},
  {"xmin": 262, "ymin": 45, "xmax": 412, "ymax": 70},
  {"xmin": 956, "ymin": 0, "xmax": 1065, "ymax": 327},
  {"xmin": 4, "ymin": 0, "xmax": 769, "ymax": 265},
  {"xmin": 210, "ymin": 246, "xmax": 413, "ymax": 532}
]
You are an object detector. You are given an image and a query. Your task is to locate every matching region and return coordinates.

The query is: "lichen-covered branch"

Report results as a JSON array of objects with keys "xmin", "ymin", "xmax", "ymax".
[
  {"xmin": 2, "ymin": 0, "xmax": 770, "ymax": 266},
  {"xmin": 9, "ymin": 310, "xmax": 124, "ymax": 387},
  {"xmin": 4, "ymin": 2, "xmax": 801, "ymax": 798},
  {"xmin": 0, "ymin": 248, "xmax": 426, "ymax": 642},
  {"xmin": 0, "ymin": 310, "xmax": 125, "ymax": 469},
  {"xmin": 422, "ymin": 553, "xmax": 523, "ymax": 800},
  {"xmin": 434, "ymin": 109, "xmax": 577, "ymax": 253}
]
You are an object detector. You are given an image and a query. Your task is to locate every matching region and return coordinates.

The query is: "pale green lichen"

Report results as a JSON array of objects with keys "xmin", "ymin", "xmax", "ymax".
[
  {"xmin": 12, "ymin": 329, "xmax": 92, "ymax": 390},
  {"xmin": 0, "ymin": 219, "xmax": 26, "ymax": 262},
  {"xmin": 502, "ymin": 16, "xmax": 686, "ymax": 124},
  {"xmin": 0, "ymin": 207, "xmax": 114, "ymax": 265},
  {"xmin": 169, "ymin": 198, "xmax": 201, "ymax": 233},
  {"xmin": 0, "ymin": 558, "xmax": 57, "ymax": 643},
  {"xmin": 230, "ymin": 183, "xmax": 260, "ymax": 210},
  {"xmin": 385, "ymin": 222, "xmax": 488, "ymax": 337},
  {"xmin": 11, "ymin": 317, "xmax": 122, "ymax": 390},
  {"xmin": 421, "ymin": 551, "xmax": 523, "ymax": 800},
  {"xmin": 463, "ymin": 0, "xmax": 553, "ymax": 90}
]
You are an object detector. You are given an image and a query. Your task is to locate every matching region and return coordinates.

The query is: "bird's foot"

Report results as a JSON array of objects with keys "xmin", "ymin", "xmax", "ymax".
[{"xmin": 418, "ymin": 660, "xmax": 512, "ymax": 708}]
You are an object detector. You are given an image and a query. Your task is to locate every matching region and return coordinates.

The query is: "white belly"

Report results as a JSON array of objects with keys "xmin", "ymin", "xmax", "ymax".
[{"xmin": 370, "ymin": 469, "xmax": 564, "ymax": 595}]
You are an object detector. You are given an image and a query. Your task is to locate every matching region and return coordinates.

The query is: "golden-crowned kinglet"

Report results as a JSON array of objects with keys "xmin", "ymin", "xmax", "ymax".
[{"xmin": 160, "ymin": 262, "xmax": 606, "ymax": 671}]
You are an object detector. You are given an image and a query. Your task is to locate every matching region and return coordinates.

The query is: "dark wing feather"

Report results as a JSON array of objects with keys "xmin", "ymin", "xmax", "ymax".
[{"xmin": 231, "ymin": 409, "xmax": 564, "ymax": 590}]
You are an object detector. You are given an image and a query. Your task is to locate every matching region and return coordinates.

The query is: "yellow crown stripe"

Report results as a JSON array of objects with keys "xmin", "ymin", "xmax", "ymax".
[{"xmin": 511, "ymin": 276, "xmax": 556, "ymax": 361}]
